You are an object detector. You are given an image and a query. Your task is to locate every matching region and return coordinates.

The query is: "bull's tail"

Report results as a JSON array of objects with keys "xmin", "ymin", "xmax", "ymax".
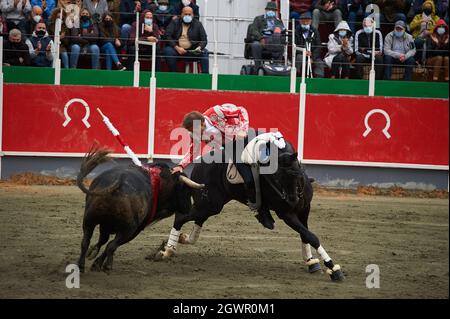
[{"xmin": 77, "ymin": 147, "xmax": 119, "ymax": 196}]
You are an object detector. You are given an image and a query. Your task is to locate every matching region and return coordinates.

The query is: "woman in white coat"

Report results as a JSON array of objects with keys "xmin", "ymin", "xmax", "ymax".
[{"xmin": 324, "ymin": 20, "xmax": 354, "ymax": 79}]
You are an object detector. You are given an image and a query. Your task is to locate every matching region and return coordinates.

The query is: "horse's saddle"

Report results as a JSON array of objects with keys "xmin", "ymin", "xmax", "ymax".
[{"xmin": 226, "ymin": 132, "xmax": 286, "ymax": 185}]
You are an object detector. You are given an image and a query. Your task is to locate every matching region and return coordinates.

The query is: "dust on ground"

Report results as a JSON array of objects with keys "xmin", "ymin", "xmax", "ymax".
[{"xmin": 0, "ymin": 176, "xmax": 448, "ymax": 299}]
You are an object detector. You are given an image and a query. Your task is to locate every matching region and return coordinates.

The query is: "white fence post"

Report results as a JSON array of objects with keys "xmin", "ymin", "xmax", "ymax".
[
  {"xmin": 211, "ymin": 16, "xmax": 218, "ymax": 90},
  {"xmin": 53, "ymin": 10, "xmax": 62, "ymax": 85},
  {"xmin": 290, "ymin": 18, "xmax": 297, "ymax": 93},
  {"xmin": 148, "ymin": 42, "xmax": 157, "ymax": 163},
  {"xmin": 368, "ymin": 20, "xmax": 377, "ymax": 96},
  {"xmin": 133, "ymin": 12, "xmax": 140, "ymax": 87},
  {"xmin": 297, "ymin": 47, "xmax": 307, "ymax": 161}
]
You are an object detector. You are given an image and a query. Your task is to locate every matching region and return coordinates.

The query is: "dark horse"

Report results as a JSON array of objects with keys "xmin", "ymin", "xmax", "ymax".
[{"xmin": 156, "ymin": 138, "xmax": 344, "ymax": 281}]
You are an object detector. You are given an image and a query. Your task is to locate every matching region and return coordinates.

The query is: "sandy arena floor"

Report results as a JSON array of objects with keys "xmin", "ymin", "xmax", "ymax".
[{"xmin": 0, "ymin": 184, "xmax": 448, "ymax": 299}]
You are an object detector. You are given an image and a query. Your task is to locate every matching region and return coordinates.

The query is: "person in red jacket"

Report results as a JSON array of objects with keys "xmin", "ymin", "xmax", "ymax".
[{"xmin": 172, "ymin": 103, "xmax": 275, "ymax": 229}]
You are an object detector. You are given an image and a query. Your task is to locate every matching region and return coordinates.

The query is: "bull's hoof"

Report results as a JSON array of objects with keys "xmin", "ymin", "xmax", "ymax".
[
  {"xmin": 305, "ymin": 258, "xmax": 321, "ymax": 273},
  {"xmin": 326, "ymin": 265, "xmax": 345, "ymax": 282},
  {"xmin": 90, "ymin": 262, "xmax": 102, "ymax": 272},
  {"xmin": 86, "ymin": 245, "xmax": 99, "ymax": 260},
  {"xmin": 178, "ymin": 233, "xmax": 190, "ymax": 244},
  {"xmin": 153, "ymin": 246, "xmax": 176, "ymax": 261}
]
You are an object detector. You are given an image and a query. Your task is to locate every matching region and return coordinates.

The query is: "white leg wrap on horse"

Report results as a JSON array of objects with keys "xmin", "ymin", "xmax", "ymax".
[
  {"xmin": 302, "ymin": 243, "xmax": 313, "ymax": 262},
  {"xmin": 188, "ymin": 224, "xmax": 202, "ymax": 244},
  {"xmin": 317, "ymin": 245, "xmax": 331, "ymax": 262},
  {"xmin": 167, "ymin": 228, "xmax": 180, "ymax": 248}
]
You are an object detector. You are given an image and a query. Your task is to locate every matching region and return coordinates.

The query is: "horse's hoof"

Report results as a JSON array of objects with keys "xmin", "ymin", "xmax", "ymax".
[
  {"xmin": 326, "ymin": 265, "xmax": 345, "ymax": 282},
  {"xmin": 153, "ymin": 251, "xmax": 164, "ymax": 261},
  {"xmin": 308, "ymin": 262, "xmax": 322, "ymax": 273},
  {"xmin": 90, "ymin": 262, "xmax": 102, "ymax": 272},
  {"xmin": 178, "ymin": 233, "xmax": 190, "ymax": 244}
]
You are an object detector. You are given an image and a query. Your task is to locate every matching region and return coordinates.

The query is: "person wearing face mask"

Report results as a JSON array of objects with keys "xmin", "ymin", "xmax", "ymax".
[
  {"xmin": 425, "ymin": 19, "xmax": 449, "ymax": 80},
  {"xmin": 83, "ymin": 0, "xmax": 108, "ymax": 23},
  {"xmin": 324, "ymin": 20, "xmax": 353, "ymax": 79},
  {"xmin": 247, "ymin": 1, "xmax": 286, "ymax": 69},
  {"xmin": 25, "ymin": 5, "xmax": 43, "ymax": 39},
  {"xmin": 126, "ymin": 9, "xmax": 161, "ymax": 70},
  {"xmin": 173, "ymin": 0, "xmax": 199, "ymax": 20},
  {"xmin": 312, "ymin": 0, "xmax": 343, "ymax": 30},
  {"xmin": 409, "ymin": 0, "xmax": 440, "ymax": 63},
  {"xmin": 25, "ymin": 21, "xmax": 54, "ymax": 66},
  {"xmin": 99, "ymin": 11, "xmax": 126, "ymax": 70},
  {"xmin": 1, "ymin": 0, "xmax": 32, "ymax": 36},
  {"xmin": 354, "ymin": 17, "xmax": 384, "ymax": 79},
  {"xmin": 155, "ymin": 0, "xmax": 174, "ymax": 34},
  {"xmin": 68, "ymin": 8, "xmax": 100, "ymax": 69},
  {"xmin": 383, "ymin": 20, "xmax": 416, "ymax": 80},
  {"xmin": 163, "ymin": 5, "xmax": 209, "ymax": 73},
  {"xmin": 3, "ymin": 28, "xmax": 31, "ymax": 66},
  {"xmin": 30, "ymin": 0, "xmax": 56, "ymax": 22},
  {"xmin": 294, "ymin": 11, "xmax": 324, "ymax": 78}
]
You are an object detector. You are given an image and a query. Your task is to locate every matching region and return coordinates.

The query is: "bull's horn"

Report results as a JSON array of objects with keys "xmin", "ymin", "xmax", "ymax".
[{"xmin": 179, "ymin": 175, "xmax": 205, "ymax": 189}]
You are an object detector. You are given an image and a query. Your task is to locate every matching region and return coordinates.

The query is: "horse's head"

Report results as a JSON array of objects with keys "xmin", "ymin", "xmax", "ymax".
[{"xmin": 271, "ymin": 142, "xmax": 302, "ymax": 207}]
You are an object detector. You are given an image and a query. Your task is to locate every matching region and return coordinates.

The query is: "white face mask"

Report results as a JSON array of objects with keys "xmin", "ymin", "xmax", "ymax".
[
  {"xmin": 182, "ymin": 0, "xmax": 191, "ymax": 6},
  {"xmin": 159, "ymin": 5, "xmax": 168, "ymax": 11},
  {"xmin": 33, "ymin": 15, "xmax": 42, "ymax": 23}
]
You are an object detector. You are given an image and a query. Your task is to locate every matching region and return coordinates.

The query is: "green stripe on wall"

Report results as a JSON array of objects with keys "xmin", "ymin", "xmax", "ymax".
[{"xmin": 2, "ymin": 66, "xmax": 448, "ymax": 99}]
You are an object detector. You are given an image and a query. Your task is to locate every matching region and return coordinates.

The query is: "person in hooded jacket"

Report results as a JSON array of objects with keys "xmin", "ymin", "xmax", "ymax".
[
  {"xmin": 324, "ymin": 20, "xmax": 354, "ymax": 78},
  {"xmin": 425, "ymin": 18, "xmax": 449, "ymax": 80},
  {"xmin": 25, "ymin": 21, "xmax": 54, "ymax": 66},
  {"xmin": 126, "ymin": 9, "xmax": 161, "ymax": 71}
]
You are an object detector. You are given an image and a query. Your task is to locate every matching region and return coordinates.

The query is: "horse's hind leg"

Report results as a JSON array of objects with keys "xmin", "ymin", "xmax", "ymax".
[{"xmin": 278, "ymin": 211, "xmax": 344, "ymax": 282}]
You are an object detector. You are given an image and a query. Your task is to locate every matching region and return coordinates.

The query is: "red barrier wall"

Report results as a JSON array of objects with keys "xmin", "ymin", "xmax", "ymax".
[{"xmin": 2, "ymin": 84, "xmax": 448, "ymax": 168}]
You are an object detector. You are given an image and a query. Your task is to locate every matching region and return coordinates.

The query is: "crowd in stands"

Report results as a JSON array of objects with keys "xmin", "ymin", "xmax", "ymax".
[{"xmin": 1, "ymin": 0, "xmax": 448, "ymax": 81}]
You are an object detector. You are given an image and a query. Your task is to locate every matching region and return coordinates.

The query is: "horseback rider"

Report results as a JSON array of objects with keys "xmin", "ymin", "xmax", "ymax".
[{"xmin": 171, "ymin": 103, "xmax": 274, "ymax": 229}]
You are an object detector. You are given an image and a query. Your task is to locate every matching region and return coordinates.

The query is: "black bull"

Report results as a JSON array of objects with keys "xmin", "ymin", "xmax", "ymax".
[
  {"xmin": 158, "ymin": 140, "xmax": 344, "ymax": 281},
  {"xmin": 76, "ymin": 149, "xmax": 204, "ymax": 273}
]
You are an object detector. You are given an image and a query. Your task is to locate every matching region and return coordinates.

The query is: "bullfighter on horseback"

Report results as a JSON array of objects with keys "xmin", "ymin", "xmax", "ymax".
[{"xmin": 171, "ymin": 103, "xmax": 275, "ymax": 229}]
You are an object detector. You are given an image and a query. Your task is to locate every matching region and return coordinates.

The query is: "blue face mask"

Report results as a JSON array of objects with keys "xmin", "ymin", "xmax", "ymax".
[
  {"xmin": 394, "ymin": 30, "xmax": 404, "ymax": 38},
  {"xmin": 301, "ymin": 24, "xmax": 310, "ymax": 30},
  {"xmin": 364, "ymin": 26, "xmax": 373, "ymax": 34},
  {"xmin": 183, "ymin": 15, "xmax": 193, "ymax": 24},
  {"xmin": 436, "ymin": 27, "xmax": 446, "ymax": 35},
  {"xmin": 338, "ymin": 30, "xmax": 347, "ymax": 37},
  {"xmin": 144, "ymin": 18, "xmax": 153, "ymax": 26},
  {"xmin": 266, "ymin": 10, "xmax": 276, "ymax": 18},
  {"xmin": 159, "ymin": 5, "xmax": 168, "ymax": 12}
]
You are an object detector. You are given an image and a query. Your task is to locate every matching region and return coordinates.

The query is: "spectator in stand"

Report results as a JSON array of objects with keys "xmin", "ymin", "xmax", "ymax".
[
  {"xmin": 425, "ymin": 18, "xmax": 448, "ymax": 80},
  {"xmin": 383, "ymin": 20, "xmax": 416, "ymax": 80},
  {"xmin": 408, "ymin": 0, "xmax": 446, "ymax": 19},
  {"xmin": 173, "ymin": 0, "xmax": 199, "ymax": 20},
  {"xmin": 0, "ymin": 15, "xmax": 9, "ymax": 37},
  {"xmin": 154, "ymin": 0, "xmax": 174, "ymax": 35},
  {"xmin": 25, "ymin": 5, "xmax": 43, "ymax": 39},
  {"xmin": 106, "ymin": 0, "xmax": 121, "ymax": 25},
  {"xmin": 163, "ymin": 5, "xmax": 208, "ymax": 73},
  {"xmin": 99, "ymin": 11, "xmax": 126, "ymax": 70},
  {"xmin": 119, "ymin": 0, "xmax": 143, "ymax": 53},
  {"xmin": 354, "ymin": 17, "xmax": 384, "ymax": 79},
  {"xmin": 409, "ymin": 0, "xmax": 439, "ymax": 63},
  {"xmin": 3, "ymin": 28, "xmax": 31, "ymax": 66},
  {"xmin": 60, "ymin": 0, "xmax": 81, "ymax": 29},
  {"xmin": 83, "ymin": 0, "xmax": 108, "ymax": 23},
  {"xmin": 126, "ymin": 9, "xmax": 161, "ymax": 70},
  {"xmin": 324, "ymin": 20, "xmax": 353, "ymax": 78},
  {"xmin": 289, "ymin": 0, "xmax": 315, "ymax": 21},
  {"xmin": 68, "ymin": 7, "xmax": 100, "ymax": 68},
  {"xmin": 295, "ymin": 11, "xmax": 325, "ymax": 77},
  {"xmin": 376, "ymin": 0, "xmax": 408, "ymax": 24},
  {"xmin": 341, "ymin": 0, "xmax": 369, "ymax": 34},
  {"xmin": 48, "ymin": 7, "xmax": 70, "ymax": 68},
  {"xmin": 25, "ymin": 21, "xmax": 53, "ymax": 66},
  {"xmin": 312, "ymin": 0, "xmax": 343, "ymax": 30},
  {"xmin": 248, "ymin": 1, "xmax": 286, "ymax": 69},
  {"xmin": 1, "ymin": 0, "xmax": 32, "ymax": 35},
  {"xmin": 30, "ymin": 0, "xmax": 55, "ymax": 22}
]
